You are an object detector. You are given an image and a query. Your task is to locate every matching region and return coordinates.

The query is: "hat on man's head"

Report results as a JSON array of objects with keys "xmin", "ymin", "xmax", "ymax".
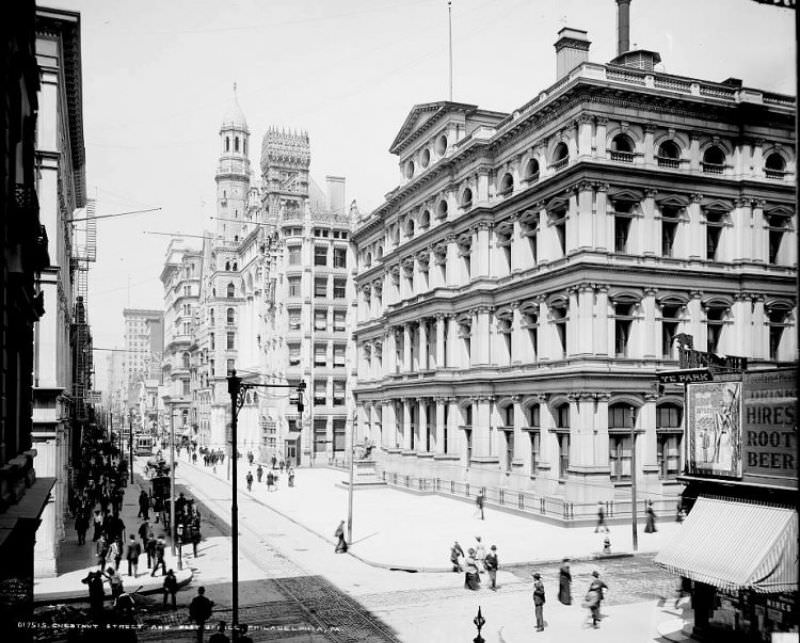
[
  {"xmin": 592, "ymin": 570, "xmax": 600, "ymax": 577},
  {"xmin": 490, "ymin": 545, "xmax": 497, "ymax": 550},
  {"xmin": 532, "ymin": 572, "xmax": 541, "ymax": 579}
]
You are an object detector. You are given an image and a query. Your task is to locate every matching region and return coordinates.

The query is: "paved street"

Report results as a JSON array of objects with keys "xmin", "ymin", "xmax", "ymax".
[{"xmin": 171, "ymin": 456, "xmax": 692, "ymax": 642}]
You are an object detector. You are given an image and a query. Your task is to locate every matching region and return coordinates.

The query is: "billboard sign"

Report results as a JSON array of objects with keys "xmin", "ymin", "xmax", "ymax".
[
  {"xmin": 686, "ymin": 381, "xmax": 743, "ymax": 478},
  {"xmin": 741, "ymin": 368, "xmax": 796, "ymax": 489}
]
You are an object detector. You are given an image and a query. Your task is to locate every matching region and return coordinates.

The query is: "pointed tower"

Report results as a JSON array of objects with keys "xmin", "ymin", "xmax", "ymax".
[{"xmin": 216, "ymin": 83, "xmax": 251, "ymax": 242}]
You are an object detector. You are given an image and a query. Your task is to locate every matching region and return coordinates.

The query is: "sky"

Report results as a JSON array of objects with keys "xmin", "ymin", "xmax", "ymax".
[{"xmin": 51, "ymin": 0, "xmax": 794, "ymax": 367}]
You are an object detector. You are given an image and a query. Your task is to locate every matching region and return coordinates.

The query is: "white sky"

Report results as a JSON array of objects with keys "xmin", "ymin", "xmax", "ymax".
[{"xmin": 50, "ymin": 0, "xmax": 794, "ymax": 357}]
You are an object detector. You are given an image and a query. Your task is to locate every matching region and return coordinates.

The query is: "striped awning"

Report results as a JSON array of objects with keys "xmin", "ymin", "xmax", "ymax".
[{"xmin": 654, "ymin": 496, "xmax": 798, "ymax": 594}]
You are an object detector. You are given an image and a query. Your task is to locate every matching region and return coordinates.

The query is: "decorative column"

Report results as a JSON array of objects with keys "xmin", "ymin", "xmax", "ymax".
[
  {"xmin": 418, "ymin": 398, "xmax": 428, "ymax": 452},
  {"xmin": 446, "ymin": 234, "xmax": 459, "ymax": 286},
  {"xmin": 732, "ymin": 198, "xmax": 752, "ymax": 262},
  {"xmin": 687, "ymin": 193, "xmax": 704, "ymax": 260},
  {"xmin": 435, "ymin": 313, "xmax": 446, "ymax": 369},
  {"xmin": 594, "ymin": 393, "xmax": 610, "ymax": 467},
  {"xmin": 687, "ymin": 291, "xmax": 704, "ymax": 349},
  {"xmin": 510, "ymin": 212, "xmax": 524, "ymax": 272},
  {"xmin": 511, "ymin": 394, "xmax": 525, "ymax": 472},
  {"xmin": 565, "ymin": 187, "xmax": 579, "ymax": 253},
  {"xmin": 510, "ymin": 302, "xmax": 527, "ymax": 364},
  {"xmin": 446, "ymin": 314, "xmax": 458, "ymax": 368},
  {"xmin": 643, "ymin": 123, "xmax": 656, "ymax": 167},
  {"xmin": 419, "ymin": 318, "xmax": 429, "ymax": 371},
  {"xmin": 733, "ymin": 293, "xmax": 753, "ymax": 357},
  {"xmin": 434, "ymin": 397, "xmax": 446, "ymax": 454},
  {"xmin": 641, "ymin": 189, "xmax": 658, "ymax": 256},
  {"xmin": 474, "ymin": 306, "xmax": 491, "ymax": 365},
  {"xmin": 574, "ymin": 392, "xmax": 596, "ymax": 466},
  {"xmin": 752, "ymin": 199, "xmax": 767, "ymax": 263},
  {"xmin": 688, "ymin": 131, "xmax": 701, "ymax": 172},
  {"xmin": 641, "ymin": 394, "xmax": 659, "ymax": 469},
  {"xmin": 751, "ymin": 295, "xmax": 768, "ymax": 359},
  {"xmin": 577, "ymin": 283, "xmax": 594, "ymax": 355},
  {"xmin": 576, "ymin": 114, "xmax": 593, "ymax": 159},
  {"xmin": 594, "ymin": 117, "xmax": 608, "ymax": 158},
  {"xmin": 403, "ymin": 323, "xmax": 412, "ymax": 372},
  {"xmin": 475, "ymin": 222, "xmax": 491, "ymax": 278},
  {"xmin": 385, "ymin": 326, "xmax": 396, "ymax": 374},
  {"xmin": 642, "ymin": 289, "xmax": 657, "ymax": 359},
  {"xmin": 594, "ymin": 183, "xmax": 610, "ymax": 251},
  {"xmin": 594, "ymin": 285, "xmax": 609, "ymax": 356},
  {"xmin": 447, "ymin": 397, "xmax": 459, "ymax": 455},
  {"xmin": 383, "ymin": 399, "xmax": 397, "ymax": 449},
  {"xmin": 575, "ymin": 182, "xmax": 593, "ymax": 249},
  {"xmin": 474, "ymin": 396, "xmax": 492, "ymax": 458},
  {"xmin": 567, "ymin": 286, "xmax": 580, "ymax": 358},
  {"xmin": 402, "ymin": 399, "xmax": 412, "ymax": 450}
]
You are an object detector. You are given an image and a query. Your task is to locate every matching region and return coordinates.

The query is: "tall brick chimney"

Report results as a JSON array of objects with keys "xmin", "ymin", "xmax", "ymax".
[
  {"xmin": 554, "ymin": 27, "xmax": 591, "ymax": 80},
  {"xmin": 616, "ymin": 0, "xmax": 631, "ymax": 55}
]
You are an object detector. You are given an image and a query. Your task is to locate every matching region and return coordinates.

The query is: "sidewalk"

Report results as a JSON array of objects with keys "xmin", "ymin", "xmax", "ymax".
[
  {"xmin": 183, "ymin": 453, "xmax": 683, "ymax": 571},
  {"xmin": 34, "ymin": 472, "xmax": 192, "ymax": 604}
]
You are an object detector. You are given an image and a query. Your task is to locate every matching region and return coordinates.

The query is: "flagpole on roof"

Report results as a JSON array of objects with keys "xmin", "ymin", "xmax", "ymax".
[{"xmin": 448, "ymin": 0, "xmax": 453, "ymax": 101}]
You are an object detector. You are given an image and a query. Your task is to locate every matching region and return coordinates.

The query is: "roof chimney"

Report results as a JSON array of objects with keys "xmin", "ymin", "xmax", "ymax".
[
  {"xmin": 616, "ymin": 0, "xmax": 631, "ymax": 55},
  {"xmin": 554, "ymin": 27, "xmax": 591, "ymax": 79}
]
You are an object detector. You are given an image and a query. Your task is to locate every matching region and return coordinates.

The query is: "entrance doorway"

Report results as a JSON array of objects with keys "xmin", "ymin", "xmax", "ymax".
[{"xmin": 285, "ymin": 439, "xmax": 299, "ymax": 466}]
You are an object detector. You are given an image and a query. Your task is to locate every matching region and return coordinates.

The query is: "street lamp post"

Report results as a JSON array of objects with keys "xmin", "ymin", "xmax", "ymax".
[
  {"xmin": 170, "ymin": 409, "xmax": 176, "ymax": 557},
  {"xmin": 347, "ymin": 410, "xmax": 356, "ymax": 545},
  {"xmin": 630, "ymin": 407, "xmax": 638, "ymax": 553},
  {"xmin": 129, "ymin": 410, "xmax": 135, "ymax": 484}
]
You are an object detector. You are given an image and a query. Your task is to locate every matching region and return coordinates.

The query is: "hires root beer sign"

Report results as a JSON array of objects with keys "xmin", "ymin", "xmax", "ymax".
[{"xmin": 742, "ymin": 368, "xmax": 797, "ymax": 489}]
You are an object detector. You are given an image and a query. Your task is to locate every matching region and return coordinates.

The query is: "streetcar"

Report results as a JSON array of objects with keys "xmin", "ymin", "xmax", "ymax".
[{"xmin": 135, "ymin": 434, "xmax": 155, "ymax": 457}]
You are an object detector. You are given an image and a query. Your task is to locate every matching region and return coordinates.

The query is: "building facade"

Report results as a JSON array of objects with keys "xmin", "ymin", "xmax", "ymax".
[
  {"xmin": 122, "ymin": 307, "xmax": 163, "ymax": 407},
  {"xmin": 351, "ymin": 22, "xmax": 796, "ymax": 520},
  {"xmin": 31, "ymin": 6, "xmax": 90, "ymax": 576},
  {"xmin": 0, "ymin": 0, "xmax": 56, "ymax": 621},
  {"xmin": 160, "ymin": 90, "xmax": 357, "ymax": 466}
]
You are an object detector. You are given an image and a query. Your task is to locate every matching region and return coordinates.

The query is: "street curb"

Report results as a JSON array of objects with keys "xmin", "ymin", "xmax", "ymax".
[{"xmin": 182, "ymin": 461, "xmax": 641, "ymax": 574}]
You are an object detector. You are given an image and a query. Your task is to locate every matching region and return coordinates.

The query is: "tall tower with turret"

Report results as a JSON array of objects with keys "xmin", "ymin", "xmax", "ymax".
[
  {"xmin": 216, "ymin": 84, "xmax": 251, "ymax": 243},
  {"xmin": 260, "ymin": 128, "xmax": 310, "ymax": 224}
]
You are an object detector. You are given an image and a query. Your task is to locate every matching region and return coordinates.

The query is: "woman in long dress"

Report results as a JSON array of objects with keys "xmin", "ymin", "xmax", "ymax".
[
  {"xmin": 558, "ymin": 558, "xmax": 572, "ymax": 605},
  {"xmin": 464, "ymin": 548, "xmax": 481, "ymax": 590}
]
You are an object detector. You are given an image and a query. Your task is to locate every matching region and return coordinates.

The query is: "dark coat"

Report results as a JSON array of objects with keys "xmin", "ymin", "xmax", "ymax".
[
  {"xmin": 533, "ymin": 580, "xmax": 546, "ymax": 606},
  {"xmin": 558, "ymin": 565, "xmax": 572, "ymax": 605}
]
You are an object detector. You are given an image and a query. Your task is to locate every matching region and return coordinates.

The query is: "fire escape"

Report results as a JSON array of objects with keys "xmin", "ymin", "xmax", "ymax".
[{"xmin": 71, "ymin": 200, "xmax": 97, "ymax": 424}]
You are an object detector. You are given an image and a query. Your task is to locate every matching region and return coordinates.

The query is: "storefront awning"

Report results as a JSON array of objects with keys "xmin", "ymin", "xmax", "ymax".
[
  {"xmin": 654, "ymin": 496, "xmax": 797, "ymax": 594},
  {"xmin": 284, "ymin": 431, "xmax": 301, "ymax": 441}
]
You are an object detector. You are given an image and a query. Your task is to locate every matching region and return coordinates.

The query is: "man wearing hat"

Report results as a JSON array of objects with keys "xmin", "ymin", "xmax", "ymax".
[
  {"xmin": 484, "ymin": 545, "xmax": 499, "ymax": 590},
  {"xmin": 532, "ymin": 572, "xmax": 546, "ymax": 632},
  {"xmin": 586, "ymin": 570, "xmax": 608, "ymax": 629}
]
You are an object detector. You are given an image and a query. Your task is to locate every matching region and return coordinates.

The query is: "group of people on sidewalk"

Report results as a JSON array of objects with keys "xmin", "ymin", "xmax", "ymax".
[
  {"xmin": 450, "ymin": 537, "xmax": 499, "ymax": 591},
  {"xmin": 245, "ymin": 457, "xmax": 296, "ymax": 492},
  {"xmin": 529, "ymin": 563, "xmax": 610, "ymax": 633}
]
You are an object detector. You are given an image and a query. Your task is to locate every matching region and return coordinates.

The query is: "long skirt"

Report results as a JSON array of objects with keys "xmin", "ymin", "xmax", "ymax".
[{"xmin": 464, "ymin": 572, "xmax": 481, "ymax": 590}]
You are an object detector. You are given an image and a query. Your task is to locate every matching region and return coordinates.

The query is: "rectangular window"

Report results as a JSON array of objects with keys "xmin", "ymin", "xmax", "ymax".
[
  {"xmin": 210, "ymin": 333, "xmax": 215, "ymax": 350},
  {"xmin": 288, "ymin": 245, "xmax": 301, "ymax": 265},
  {"xmin": 333, "ymin": 310, "xmax": 346, "ymax": 332},
  {"xmin": 465, "ymin": 429, "xmax": 472, "ymax": 464},
  {"xmin": 288, "ymin": 308, "xmax": 301, "ymax": 330},
  {"xmin": 609, "ymin": 436, "xmax": 631, "ymax": 481},
  {"xmin": 657, "ymin": 434, "xmax": 681, "ymax": 479},
  {"xmin": 314, "ymin": 343, "xmax": 327, "ymax": 367},
  {"xmin": 558, "ymin": 434, "xmax": 569, "ymax": 479},
  {"xmin": 529, "ymin": 432, "xmax": 540, "ymax": 476},
  {"xmin": 333, "ymin": 247, "xmax": 347, "ymax": 269},
  {"xmin": 314, "ymin": 245, "xmax": 328, "ymax": 266},
  {"xmin": 313, "ymin": 380, "xmax": 326, "ymax": 406},
  {"xmin": 333, "ymin": 344, "xmax": 346, "ymax": 367},
  {"xmin": 314, "ymin": 277, "xmax": 327, "ymax": 298},
  {"xmin": 662, "ymin": 220, "xmax": 677, "ymax": 257},
  {"xmin": 227, "ymin": 332, "xmax": 235, "ymax": 350},
  {"xmin": 332, "ymin": 380, "xmax": 345, "ymax": 406},
  {"xmin": 288, "ymin": 343, "xmax": 301, "ymax": 367},
  {"xmin": 226, "ymin": 359, "xmax": 235, "ymax": 373},
  {"xmin": 333, "ymin": 279, "xmax": 346, "ymax": 299},
  {"xmin": 614, "ymin": 216, "xmax": 631, "ymax": 253},
  {"xmin": 333, "ymin": 418, "xmax": 346, "ymax": 452},
  {"xmin": 182, "ymin": 380, "xmax": 190, "ymax": 396},
  {"xmin": 314, "ymin": 309, "xmax": 327, "ymax": 331},
  {"xmin": 314, "ymin": 418, "xmax": 327, "ymax": 453},
  {"xmin": 288, "ymin": 277, "xmax": 301, "ymax": 298}
]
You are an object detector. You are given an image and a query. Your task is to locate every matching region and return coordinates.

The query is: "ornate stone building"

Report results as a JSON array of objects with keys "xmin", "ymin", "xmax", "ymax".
[{"xmin": 351, "ymin": 23, "xmax": 796, "ymax": 518}]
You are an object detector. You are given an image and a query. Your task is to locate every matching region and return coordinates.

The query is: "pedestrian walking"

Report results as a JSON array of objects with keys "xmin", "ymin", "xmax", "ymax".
[
  {"xmin": 475, "ymin": 489, "xmax": 485, "ymax": 520},
  {"xmin": 110, "ymin": 538, "xmax": 123, "ymax": 571},
  {"xmin": 279, "ymin": 459, "xmax": 285, "ymax": 473},
  {"xmin": 162, "ymin": 569, "xmax": 178, "ymax": 610},
  {"xmin": 246, "ymin": 470, "xmax": 253, "ymax": 492},
  {"xmin": 92, "ymin": 509, "xmax": 103, "ymax": 542},
  {"xmin": 674, "ymin": 576, "xmax": 692, "ymax": 608},
  {"xmin": 484, "ymin": 545, "xmax": 499, "ymax": 590},
  {"xmin": 288, "ymin": 469, "xmax": 295, "ymax": 488},
  {"xmin": 189, "ymin": 586, "xmax": 214, "ymax": 643},
  {"xmin": 151, "ymin": 536, "xmax": 167, "ymax": 576},
  {"xmin": 145, "ymin": 532, "xmax": 157, "ymax": 568},
  {"xmin": 191, "ymin": 516, "xmax": 202, "ymax": 557},
  {"xmin": 96, "ymin": 533, "xmax": 109, "ymax": 569},
  {"xmin": 81, "ymin": 570, "xmax": 105, "ymax": 618},
  {"xmin": 266, "ymin": 471, "xmax": 274, "ymax": 492},
  {"xmin": 137, "ymin": 490, "xmax": 150, "ymax": 519},
  {"xmin": 256, "ymin": 464, "xmax": 263, "ymax": 483},
  {"xmin": 450, "ymin": 541, "xmax": 464, "ymax": 572},
  {"xmin": 474, "ymin": 536, "xmax": 486, "ymax": 572},
  {"xmin": 584, "ymin": 571, "xmax": 608, "ymax": 629},
  {"xmin": 532, "ymin": 572, "xmax": 546, "ymax": 632},
  {"xmin": 271, "ymin": 455, "xmax": 277, "ymax": 469},
  {"xmin": 209, "ymin": 621, "xmax": 230, "ymax": 643},
  {"xmin": 464, "ymin": 548, "xmax": 481, "ymax": 590},
  {"xmin": 558, "ymin": 558, "xmax": 572, "ymax": 605},
  {"xmin": 75, "ymin": 511, "xmax": 89, "ymax": 545},
  {"xmin": 247, "ymin": 450, "xmax": 254, "ymax": 466},
  {"xmin": 126, "ymin": 535, "xmax": 141, "ymax": 577},
  {"xmin": 595, "ymin": 501, "xmax": 610, "ymax": 533},
  {"xmin": 104, "ymin": 566, "xmax": 124, "ymax": 602},
  {"xmin": 334, "ymin": 520, "xmax": 348, "ymax": 553},
  {"xmin": 644, "ymin": 500, "xmax": 658, "ymax": 533}
]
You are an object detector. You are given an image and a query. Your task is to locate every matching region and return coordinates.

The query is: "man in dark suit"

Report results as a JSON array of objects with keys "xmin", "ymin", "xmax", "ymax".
[{"xmin": 532, "ymin": 572, "xmax": 546, "ymax": 632}]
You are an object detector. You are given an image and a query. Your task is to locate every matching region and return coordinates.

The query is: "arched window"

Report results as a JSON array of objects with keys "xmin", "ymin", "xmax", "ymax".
[
  {"xmin": 405, "ymin": 217, "xmax": 415, "ymax": 237},
  {"xmin": 405, "ymin": 160, "xmax": 415, "ymax": 179},
  {"xmin": 227, "ymin": 283, "xmax": 235, "ymax": 298},
  {"xmin": 611, "ymin": 134, "xmax": 635, "ymax": 162},
  {"xmin": 461, "ymin": 188, "xmax": 473, "ymax": 209},
  {"xmin": 182, "ymin": 352, "xmax": 190, "ymax": 369},
  {"xmin": 657, "ymin": 140, "xmax": 681, "ymax": 168},
  {"xmin": 226, "ymin": 307, "xmax": 235, "ymax": 324},
  {"xmin": 232, "ymin": 261, "xmax": 238, "ymax": 271},
  {"xmin": 765, "ymin": 153, "xmax": 787, "ymax": 179},
  {"xmin": 225, "ymin": 261, "xmax": 230, "ymax": 271},
  {"xmin": 377, "ymin": 245, "xmax": 384, "ymax": 259},
  {"xmin": 499, "ymin": 173, "xmax": 514, "ymax": 195},
  {"xmin": 209, "ymin": 309, "xmax": 215, "ymax": 327},
  {"xmin": 235, "ymin": 136, "xmax": 240, "ymax": 152},
  {"xmin": 525, "ymin": 158, "xmax": 540, "ymax": 180},
  {"xmin": 436, "ymin": 134, "xmax": 448, "ymax": 156},
  {"xmin": 420, "ymin": 210, "xmax": 431, "ymax": 229},
  {"xmin": 436, "ymin": 199, "xmax": 448, "ymax": 219},
  {"xmin": 225, "ymin": 137, "xmax": 230, "ymax": 152},
  {"xmin": 702, "ymin": 146, "xmax": 726, "ymax": 173},
  {"xmin": 552, "ymin": 142, "xmax": 569, "ymax": 169}
]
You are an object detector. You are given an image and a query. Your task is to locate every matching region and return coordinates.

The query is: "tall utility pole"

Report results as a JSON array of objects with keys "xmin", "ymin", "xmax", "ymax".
[
  {"xmin": 630, "ymin": 407, "xmax": 638, "ymax": 552},
  {"xmin": 347, "ymin": 410, "xmax": 356, "ymax": 544},
  {"xmin": 129, "ymin": 410, "xmax": 134, "ymax": 484},
  {"xmin": 170, "ymin": 409, "xmax": 176, "ymax": 557},
  {"xmin": 448, "ymin": 0, "xmax": 454, "ymax": 101}
]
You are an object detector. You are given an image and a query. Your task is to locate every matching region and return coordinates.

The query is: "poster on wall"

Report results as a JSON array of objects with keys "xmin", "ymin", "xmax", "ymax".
[{"xmin": 686, "ymin": 381, "xmax": 743, "ymax": 478}]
